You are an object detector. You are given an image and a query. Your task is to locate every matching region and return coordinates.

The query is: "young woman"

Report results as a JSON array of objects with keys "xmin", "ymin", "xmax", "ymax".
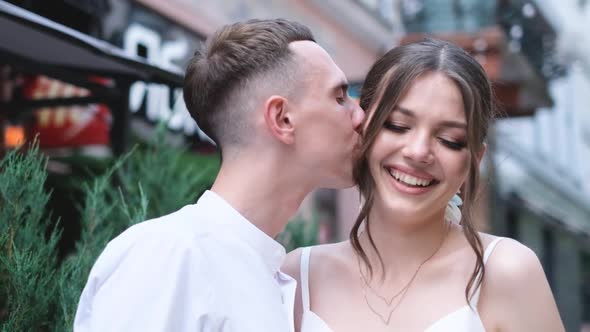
[{"xmin": 283, "ymin": 39, "xmax": 564, "ymax": 332}]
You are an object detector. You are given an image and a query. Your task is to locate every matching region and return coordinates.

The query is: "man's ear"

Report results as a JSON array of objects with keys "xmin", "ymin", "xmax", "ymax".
[{"xmin": 263, "ymin": 95, "xmax": 295, "ymax": 144}]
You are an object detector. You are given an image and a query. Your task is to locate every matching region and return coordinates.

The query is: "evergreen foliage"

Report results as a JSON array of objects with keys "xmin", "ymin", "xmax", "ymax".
[{"xmin": 0, "ymin": 144, "xmax": 59, "ymax": 332}]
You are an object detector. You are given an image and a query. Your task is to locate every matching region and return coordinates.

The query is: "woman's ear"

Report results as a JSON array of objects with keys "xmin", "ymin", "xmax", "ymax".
[
  {"xmin": 476, "ymin": 143, "xmax": 487, "ymax": 166},
  {"xmin": 361, "ymin": 105, "xmax": 375, "ymax": 134},
  {"xmin": 263, "ymin": 95, "xmax": 295, "ymax": 144}
]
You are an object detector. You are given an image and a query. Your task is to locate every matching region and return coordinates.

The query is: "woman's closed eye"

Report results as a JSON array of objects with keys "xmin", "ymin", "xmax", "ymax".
[
  {"xmin": 439, "ymin": 137, "xmax": 466, "ymax": 151},
  {"xmin": 383, "ymin": 121, "xmax": 467, "ymax": 150},
  {"xmin": 383, "ymin": 122, "xmax": 409, "ymax": 133}
]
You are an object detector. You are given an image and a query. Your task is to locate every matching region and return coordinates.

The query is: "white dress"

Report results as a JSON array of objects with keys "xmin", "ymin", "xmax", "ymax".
[{"xmin": 299, "ymin": 238, "xmax": 505, "ymax": 332}]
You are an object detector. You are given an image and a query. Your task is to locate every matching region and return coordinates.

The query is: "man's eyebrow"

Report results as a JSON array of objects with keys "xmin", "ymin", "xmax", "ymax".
[{"xmin": 392, "ymin": 106, "xmax": 467, "ymax": 129}]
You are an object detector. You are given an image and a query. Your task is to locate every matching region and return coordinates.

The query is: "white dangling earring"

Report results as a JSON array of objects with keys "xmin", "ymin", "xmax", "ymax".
[{"xmin": 444, "ymin": 192, "xmax": 463, "ymax": 225}]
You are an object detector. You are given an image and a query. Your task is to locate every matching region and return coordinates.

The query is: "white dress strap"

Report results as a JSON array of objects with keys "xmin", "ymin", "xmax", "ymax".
[
  {"xmin": 300, "ymin": 247, "xmax": 312, "ymax": 312},
  {"xmin": 470, "ymin": 237, "xmax": 505, "ymax": 308},
  {"xmin": 483, "ymin": 237, "xmax": 504, "ymax": 264}
]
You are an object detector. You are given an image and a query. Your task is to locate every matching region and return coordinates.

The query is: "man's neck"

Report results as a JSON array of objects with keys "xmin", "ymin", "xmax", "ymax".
[{"xmin": 210, "ymin": 156, "xmax": 313, "ymax": 238}]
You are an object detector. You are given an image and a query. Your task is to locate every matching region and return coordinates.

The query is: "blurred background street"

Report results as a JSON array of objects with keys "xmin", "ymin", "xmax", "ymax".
[{"xmin": 1, "ymin": 0, "xmax": 589, "ymax": 330}]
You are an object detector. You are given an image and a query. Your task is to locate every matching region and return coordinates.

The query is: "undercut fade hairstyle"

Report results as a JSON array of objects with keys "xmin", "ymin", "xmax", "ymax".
[
  {"xmin": 183, "ymin": 18, "xmax": 315, "ymax": 151},
  {"xmin": 350, "ymin": 38, "xmax": 496, "ymax": 305}
]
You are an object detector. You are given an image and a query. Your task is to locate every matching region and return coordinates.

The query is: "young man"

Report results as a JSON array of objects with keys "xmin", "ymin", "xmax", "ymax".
[{"xmin": 74, "ymin": 18, "xmax": 363, "ymax": 332}]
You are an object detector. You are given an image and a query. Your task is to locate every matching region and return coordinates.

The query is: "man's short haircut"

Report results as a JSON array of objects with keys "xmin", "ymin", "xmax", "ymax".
[{"xmin": 183, "ymin": 18, "xmax": 315, "ymax": 148}]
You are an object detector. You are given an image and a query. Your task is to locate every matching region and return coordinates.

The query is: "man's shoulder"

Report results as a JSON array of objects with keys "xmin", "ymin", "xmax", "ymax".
[
  {"xmin": 92, "ymin": 204, "xmax": 222, "ymax": 273},
  {"xmin": 108, "ymin": 204, "xmax": 204, "ymax": 247}
]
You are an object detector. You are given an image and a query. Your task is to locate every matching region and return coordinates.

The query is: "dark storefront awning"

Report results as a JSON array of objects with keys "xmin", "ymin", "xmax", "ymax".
[
  {"xmin": 0, "ymin": 0, "xmax": 184, "ymax": 86},
  {"xmin": 0, "ymin": 0, "xmax": 186, "ymax": 154}
]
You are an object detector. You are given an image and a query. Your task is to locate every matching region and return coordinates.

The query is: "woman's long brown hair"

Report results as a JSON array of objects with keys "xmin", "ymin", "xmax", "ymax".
[{"xmin": 350, "ymin": 38, "xmax": 495, "ymax": 303}]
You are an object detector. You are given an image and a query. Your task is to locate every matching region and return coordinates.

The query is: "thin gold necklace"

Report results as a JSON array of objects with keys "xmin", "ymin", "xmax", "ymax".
[{"xmin": 358, "ymin": 223, "xmax": 451, "ymax": 325}]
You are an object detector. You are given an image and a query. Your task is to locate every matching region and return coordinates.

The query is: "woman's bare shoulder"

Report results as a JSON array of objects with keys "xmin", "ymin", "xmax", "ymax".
[
  {"xmin": 477, "ymin": 236, "xmax": 565, "ymax": 330},
  {"xmin": 480, "ymin": 235, "xmax": 542, "ymax": 288},
  {"xmin": 283, "ymin": 242, "xmax": 351, "ymax": 279},
  {"xmin": 479, "ymin": 235, "xmax": 553, "ymax": 309}
]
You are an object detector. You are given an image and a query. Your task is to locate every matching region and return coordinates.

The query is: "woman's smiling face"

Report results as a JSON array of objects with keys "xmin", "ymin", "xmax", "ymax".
[{"xmin": 367, "ymin": 71, "xmax": 471, "ymax": 222}]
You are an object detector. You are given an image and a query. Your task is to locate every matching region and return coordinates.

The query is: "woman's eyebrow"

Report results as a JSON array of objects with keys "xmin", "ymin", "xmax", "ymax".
[
  {"xmin": 439, "ymin": 120, "xmax": 467, "ymax": 129},
  {"xmin": 392, "ymin": 106, "xmax": 414, "ymax": 117},
  {"xmin": 393, "ymin": 106, "xmax": 467, "ymax": 129}
]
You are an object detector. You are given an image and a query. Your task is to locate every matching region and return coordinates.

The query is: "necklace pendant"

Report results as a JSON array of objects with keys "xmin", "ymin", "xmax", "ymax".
[{"xmin": 364, "ymin": 293, "xmax": 395, "ymax": 325}]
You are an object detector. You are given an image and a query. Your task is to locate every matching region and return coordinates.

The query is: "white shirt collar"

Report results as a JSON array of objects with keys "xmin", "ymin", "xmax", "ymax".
[{"xmin": 197, "ymin": 190, "xmax": 287, "ymax": 275}]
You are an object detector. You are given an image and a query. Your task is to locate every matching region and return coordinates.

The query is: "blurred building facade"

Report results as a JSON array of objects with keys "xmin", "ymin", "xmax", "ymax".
[
  {"xmin": 492, "ymin": 1, "xmax": 590, "ymax": 330},
  {"xmin": 1, "ymin": 0, "xmax": 401, "ymax": 152}
]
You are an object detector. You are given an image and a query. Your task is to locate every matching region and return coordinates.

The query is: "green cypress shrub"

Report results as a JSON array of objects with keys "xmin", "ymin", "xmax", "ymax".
[{"xmin": 0, "ymin": 144, "xmax": 60, "ymax": 332}]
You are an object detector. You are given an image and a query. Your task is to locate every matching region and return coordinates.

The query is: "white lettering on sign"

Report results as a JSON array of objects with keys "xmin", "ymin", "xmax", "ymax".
[{"xmin": 123, "ymin": 24, "xmax": 213, "ymax": 144}]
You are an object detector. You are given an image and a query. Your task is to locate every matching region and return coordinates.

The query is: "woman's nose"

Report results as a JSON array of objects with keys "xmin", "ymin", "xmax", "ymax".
[{"xmin": 402, "ymin": 133, "xmax": 434, "ymax": 165}]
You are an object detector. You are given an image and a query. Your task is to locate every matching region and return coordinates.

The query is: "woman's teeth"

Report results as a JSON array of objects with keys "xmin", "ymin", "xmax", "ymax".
[{"xmin": 389, "ymin": 169, "xmax": 433, "ymax": 187}]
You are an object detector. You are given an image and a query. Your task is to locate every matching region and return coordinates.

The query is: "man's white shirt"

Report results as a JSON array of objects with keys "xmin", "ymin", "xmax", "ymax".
[{"xmin": 74, "ymin": 190, "xmax": 296, "ymax": 332}]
